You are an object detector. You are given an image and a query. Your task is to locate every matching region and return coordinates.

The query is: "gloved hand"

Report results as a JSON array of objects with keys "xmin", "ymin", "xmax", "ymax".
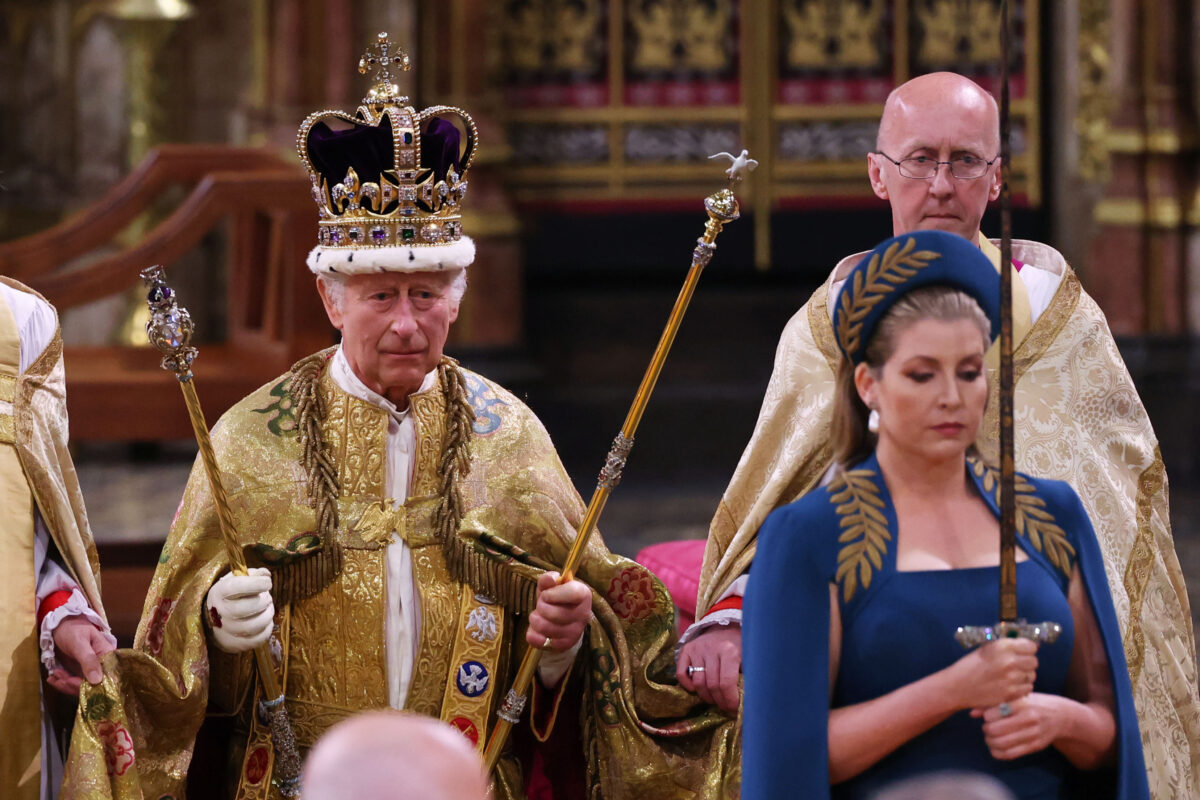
[{"xmin": 205, "ymin": 568, "xmax": 275, "ymax": 653}]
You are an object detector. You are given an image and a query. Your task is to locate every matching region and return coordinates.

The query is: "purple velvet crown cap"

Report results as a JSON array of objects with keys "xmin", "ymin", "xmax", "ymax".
[{"xmin": 305, "ymin": 113, "xmax": 464, "ymax": 202}]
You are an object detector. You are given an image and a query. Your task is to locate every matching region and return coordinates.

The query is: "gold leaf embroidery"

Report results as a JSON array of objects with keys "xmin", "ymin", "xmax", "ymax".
[
  {"xmin": 835, "ymin": 237, "xmax": 941, "ymax": 358},
  {"xmin": 967, "ymin": 455, "xmax": 1076, "ymax": 578},
  {"xmin": 831, "ymin": 468, "xmax": 892, "ymax": 602}
]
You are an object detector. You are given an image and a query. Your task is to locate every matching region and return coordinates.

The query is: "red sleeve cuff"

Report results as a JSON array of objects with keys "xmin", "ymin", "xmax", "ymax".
[
  {"xmin": 703, "ymin": 595, "xmax": 743, "ymax": 617},
  {"xmin": 37, "ymin": 589, "xmax": 74, "ymax": 627}
]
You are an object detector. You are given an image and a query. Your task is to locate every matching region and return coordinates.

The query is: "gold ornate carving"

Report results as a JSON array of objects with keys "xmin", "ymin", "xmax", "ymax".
[
  {"xmin": 628, "ymin": 0, "xmax": 734, "ymax": 73},
  {"xmin": 914, "ymin": 0, "xmax": 1001, "ymax": 68},
  {"xmin": 503, "ymin": 0, "xmax": 604, "ymax": 74},
  {"xmin": 834, "ymin": 237, "xmax": 940, "ymax": 359},
  {"xmin": 1076, "ymin": 0, "xmax": 1113, "ymax": 182},
  {"xmin": 782, "ymin": 0, "xmax": 885, "ymax": 70},
  {"xmin": 830, "ymin": 468, "xmax": 891, "ymax": 603},
  {"xmin": 968, "ymin": 455, "xmax": 1076, "ymax": 578}
]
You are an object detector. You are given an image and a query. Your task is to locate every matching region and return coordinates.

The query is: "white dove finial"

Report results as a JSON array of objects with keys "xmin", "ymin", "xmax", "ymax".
[{"xmin": 709, "ymin": 149, "xmax": 758, "ymax": 183}]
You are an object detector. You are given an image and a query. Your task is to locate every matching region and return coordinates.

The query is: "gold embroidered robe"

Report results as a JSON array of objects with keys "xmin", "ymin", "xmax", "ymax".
[
  {"xmin": 0, "ymin": 278, "xmax": 107, "ymax": 800},
  {"xmin": 65, "ymin": 353, "xmax": 738, "ymax": 799},
  {"xmin": 698, "ymin": 239, "xmax": 1200, "ymax": 798}
]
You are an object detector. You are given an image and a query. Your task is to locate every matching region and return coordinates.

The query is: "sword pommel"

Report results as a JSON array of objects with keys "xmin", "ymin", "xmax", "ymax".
[{"xmin": 140, "ymin": 265, "xmax": 197, "ymax": 380}]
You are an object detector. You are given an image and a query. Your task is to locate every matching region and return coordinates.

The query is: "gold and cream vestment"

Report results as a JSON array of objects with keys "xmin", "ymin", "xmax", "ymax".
[
  {"xmin": 0, "ymin": 278, "xmax": 109, "ymax": 800},
  {"xmin": 66, "ymin": 351, "xmax": 740, "ymax": 799},
  {"xmin": 699, "ymin": 238, "xmax": 1200, "ymax": 798}
]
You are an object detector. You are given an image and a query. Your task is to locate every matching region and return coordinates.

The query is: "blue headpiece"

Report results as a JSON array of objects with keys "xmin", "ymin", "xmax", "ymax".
[{"xmin": 832, "ymin": 230, "xmax": 1002, "ymax": 365}]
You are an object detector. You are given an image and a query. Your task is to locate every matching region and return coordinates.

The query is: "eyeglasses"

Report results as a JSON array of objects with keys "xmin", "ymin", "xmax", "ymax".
[{"xmin": 873, "ymin": 151, "xmax": 998, "ymax": 180}]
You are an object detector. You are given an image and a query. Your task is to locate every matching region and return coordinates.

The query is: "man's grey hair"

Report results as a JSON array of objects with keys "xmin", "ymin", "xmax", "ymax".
[
  {"xmin": 317, "ymin": 268, "xmax": 468, "ymax": 311},
  {"xmin": 870, "ymin": 771, "xmax": 1017, "ymax": 800}
]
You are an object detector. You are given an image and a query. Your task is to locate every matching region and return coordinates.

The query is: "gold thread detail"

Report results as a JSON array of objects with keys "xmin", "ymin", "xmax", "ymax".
[
  {"xmin": 0, "ymin": 373, "xmax": 15, "ymax": 403},
  {"xmin": 834, "ymin": 237, "xmax": 940, "ymax": 359},
  {"xmin": 809, "ymin": 281, "xmax": 841, "ymax": 374},
  {"xmin": 831, "ymin": 467, "xmax": 891, "ymax": 603},
  {"xmin": 272, "ymin": 350, "xmax": 343, "ymax": 605},
  {"xmin": 1122, "ymin": 452, "xmax": 1165, "ymax": 685},
  {"xmin": 968, "ymin": 455, "xmax": 1076, "ymax": 578}
]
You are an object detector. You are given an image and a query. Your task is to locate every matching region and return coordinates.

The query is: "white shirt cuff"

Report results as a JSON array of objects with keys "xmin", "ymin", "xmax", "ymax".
[
  {"xmin": 537, "ymin": 637, "xmax": 583, "ymax": 688},
  {"xmin": 678, "ymin": 573, "xmax": 747, "ymax": 646},
  {"xmin": 39, "ymin": 589, "xmax": 116, "ymax": 673}
]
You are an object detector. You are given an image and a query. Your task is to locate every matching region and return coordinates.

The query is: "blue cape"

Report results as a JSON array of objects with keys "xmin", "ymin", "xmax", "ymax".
[{"xmin": 742, "ymin": 453, "xmax": 1148, "ymax": 799}]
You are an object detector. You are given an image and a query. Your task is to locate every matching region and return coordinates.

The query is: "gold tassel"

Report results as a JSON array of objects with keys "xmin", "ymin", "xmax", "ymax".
[
  {"xmin": 269, "ymin": 351, "xmax": 343, "ymax": 607},
  {"xmin": 434, "ymin": 359, "xmax": 538, "ymax": 615}
]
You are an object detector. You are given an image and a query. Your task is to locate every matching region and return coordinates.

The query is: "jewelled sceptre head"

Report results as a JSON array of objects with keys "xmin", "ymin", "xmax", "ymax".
[
  {"xmin": 483, "ymin": 151, "xmax": 753, "ymax": 771},
  {"xmin": 141, "ymin": 265, "xmax": 198, "ymax": 379},
  {"xmin": 138, "ymin": 264, "xmax": 302, "ymax": 796}
]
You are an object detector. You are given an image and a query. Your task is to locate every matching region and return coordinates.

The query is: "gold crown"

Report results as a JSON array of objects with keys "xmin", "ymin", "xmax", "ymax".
[{"xmin": 297, "ymin": 32, "xmax": 478, "ymax": 273}]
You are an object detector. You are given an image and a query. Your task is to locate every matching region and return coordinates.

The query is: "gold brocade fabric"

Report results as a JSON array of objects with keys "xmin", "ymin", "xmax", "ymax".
[
  {"xmin": 66, "ymin": 353, "xmax": 738, "ymax": 799},
  {"xmin": 0, "ymin": 287, "xmax": 41, "ymax": 800},
  {"xmin": 699, "ymin": 239, "xmax": 1200, "ymax": 797}
]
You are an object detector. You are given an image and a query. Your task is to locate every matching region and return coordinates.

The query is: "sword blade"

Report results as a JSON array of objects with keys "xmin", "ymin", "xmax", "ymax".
[{"xmin": 998, "ymin": 0, "xmax": 1018, "ymax": 622}]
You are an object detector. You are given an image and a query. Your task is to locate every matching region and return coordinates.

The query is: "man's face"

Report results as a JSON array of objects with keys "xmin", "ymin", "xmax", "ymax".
[
  {"xmin": 317, "ymin": 271, "xmax": 460, "ymax": 408},
  {"xmin": 867, "ymin": 82, "xmax": 1002, "ymax": 241}
]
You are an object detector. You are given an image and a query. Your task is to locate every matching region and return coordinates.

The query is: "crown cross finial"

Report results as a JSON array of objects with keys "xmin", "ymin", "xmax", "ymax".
[{"xmin": 358, "ymin": 31, "xmax": 411, "ymax": 85}]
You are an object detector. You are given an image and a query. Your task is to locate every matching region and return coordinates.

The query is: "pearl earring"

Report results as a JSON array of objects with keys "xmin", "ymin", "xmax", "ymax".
[{"xmin": 868, "ymin": 408, "xmax": 880, "ymax": 433}]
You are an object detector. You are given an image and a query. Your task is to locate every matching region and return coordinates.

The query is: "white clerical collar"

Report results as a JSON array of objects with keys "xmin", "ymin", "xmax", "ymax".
[{"xmin": 329, "ymin": 345, "xmax": 438, "ymax": 423}]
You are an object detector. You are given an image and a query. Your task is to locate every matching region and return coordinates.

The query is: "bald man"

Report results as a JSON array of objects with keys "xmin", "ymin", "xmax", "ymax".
[
  {"xmin": 680, "ymin": 72, "xmax": 1200, "ymax": 795},
  {"xmin": 301, "ymin": 711, "xmax": 489, "ymax": 800}
]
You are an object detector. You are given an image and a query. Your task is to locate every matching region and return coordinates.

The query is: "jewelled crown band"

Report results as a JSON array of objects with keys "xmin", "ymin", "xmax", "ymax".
[{"xmin": 298, "ymin": 32, "xmax": 477, "ymax": 275}]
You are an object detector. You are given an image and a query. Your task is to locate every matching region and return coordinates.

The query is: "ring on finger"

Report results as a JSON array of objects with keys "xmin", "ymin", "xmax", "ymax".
[
  {"xmin": 999, "ymin": 702, "xmax": 1013, "ymax": 718},
  {"xmin": 687, "ymin": 665, "xmax": 706, "ymax": 678}
]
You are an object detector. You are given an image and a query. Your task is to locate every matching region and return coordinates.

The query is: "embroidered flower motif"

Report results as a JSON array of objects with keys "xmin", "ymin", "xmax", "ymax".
[
  {"xmin": 97, "ymin": 721, "xmax": 135, "ymax": 777},
  {"xmin": 607, "ymin": 566, "xmax": 656, "ymax": 622},
  {"xmin": 145, "ymin": 597, "xmax": 175, "ymax": 657}
]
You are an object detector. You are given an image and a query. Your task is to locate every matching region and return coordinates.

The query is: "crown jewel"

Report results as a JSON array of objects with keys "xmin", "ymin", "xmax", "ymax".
[{"xmin": 298, "ymin": 32, "xmax": 477, "ymax": 274}]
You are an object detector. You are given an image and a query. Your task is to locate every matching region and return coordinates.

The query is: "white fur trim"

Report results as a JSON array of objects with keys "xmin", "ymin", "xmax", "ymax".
[{"xmin": 306, "ymin": 236, "xmax": 475, "ymax": 275}]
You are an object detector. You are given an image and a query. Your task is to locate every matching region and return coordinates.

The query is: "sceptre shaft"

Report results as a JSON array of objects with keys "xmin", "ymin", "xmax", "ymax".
[
  {"xmin": 955, "ymin": 0, "xmax": 1061, "ymax": 651},
  {"xmin": 140, "ymin": 266, "xmax": 302, "ymax": 797},
  {"xmin": 481, "ymin": 151, "xmax": 755, "ymax": 771}
]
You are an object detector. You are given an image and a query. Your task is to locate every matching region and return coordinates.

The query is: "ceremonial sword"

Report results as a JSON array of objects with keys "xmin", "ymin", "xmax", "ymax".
[
  {"xmin": 140, "ymin": 266, "xmax": 302, "ymax": 797},
  {"xmin": 481, "ymin": 151, "xmax": 754, "ymax": 771},
  {"xmin": 954, "ymin": 0, "xmax": 1061, "ymax": 653}
]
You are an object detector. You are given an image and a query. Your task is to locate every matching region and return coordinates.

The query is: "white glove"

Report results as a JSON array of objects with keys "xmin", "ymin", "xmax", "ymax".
[{"xmin": 205, "ymin": 568, "xmax": 275, "ymax": 653}]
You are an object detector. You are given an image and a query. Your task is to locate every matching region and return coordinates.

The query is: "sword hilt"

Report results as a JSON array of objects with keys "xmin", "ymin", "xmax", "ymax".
[{"xmin": 955, "ymin": 619, "xmax": 1063, "ymax": 649}]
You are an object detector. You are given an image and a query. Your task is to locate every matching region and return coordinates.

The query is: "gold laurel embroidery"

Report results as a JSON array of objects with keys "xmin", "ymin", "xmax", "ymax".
[
  {"xmin": 831, "ymin": 468, "xmax": 891, "ymax": 603},
  {"xmin": 968, "ymin": 456, "xmax": 1076, "ymax": 578},
  {"xmin": 834, "ymin": 237, "xmax": 941, "ymax": 357}
]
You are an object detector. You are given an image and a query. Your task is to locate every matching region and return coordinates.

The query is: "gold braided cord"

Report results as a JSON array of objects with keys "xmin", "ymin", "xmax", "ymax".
[
  {"xmin": 434, "ymin": 359, "xmax": 538, "ymax": 614},
  {"xmin": 273, "ymin": 351, "xmax": 343, "ymax": 606},
  {"xmin": 180, "ymin": 379, "xmax": 247, "ymax": 573}
]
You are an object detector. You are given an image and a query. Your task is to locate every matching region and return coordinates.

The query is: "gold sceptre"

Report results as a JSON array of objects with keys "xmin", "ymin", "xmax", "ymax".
[
  {"xmin": 481, "ymin": 150, "xmax": 755, "ymax": 771},
  {"xmin": 140, "ymin": 266, "xmax": 302, "ymax": 797}
]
